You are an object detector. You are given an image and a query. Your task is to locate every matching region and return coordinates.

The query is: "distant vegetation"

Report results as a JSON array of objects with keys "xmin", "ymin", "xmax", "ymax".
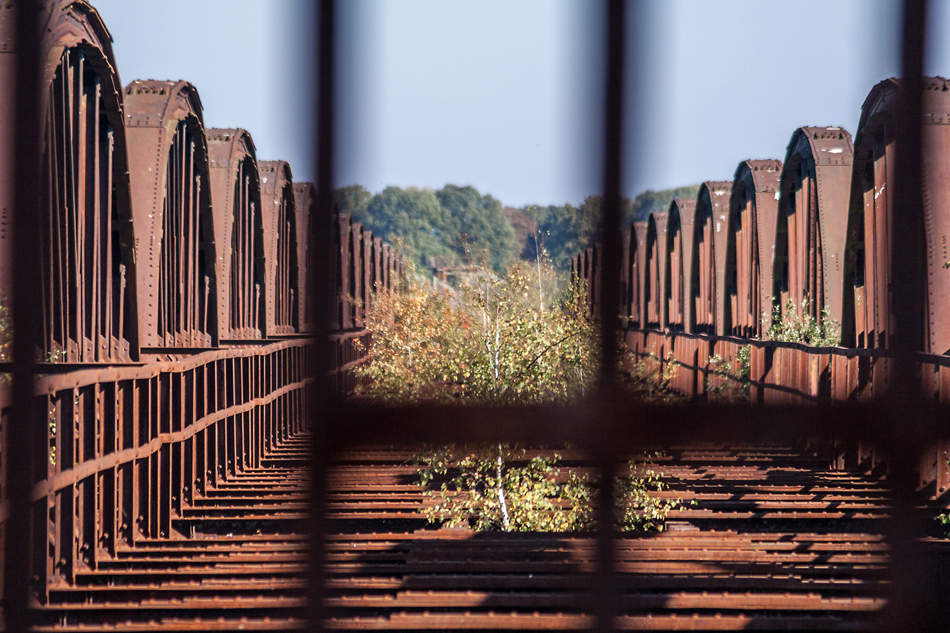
[{"xmin": 334, "ymin": 183, "xmax": 701, "ymax": 275}]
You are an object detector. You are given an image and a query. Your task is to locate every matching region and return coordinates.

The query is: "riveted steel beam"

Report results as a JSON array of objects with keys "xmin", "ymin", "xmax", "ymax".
[
  {"xmin": 645, "ymin": 211, "xmax": 670, "ymax": 329},
  {"xmin": 694, "ymin": 181, "xmax": 731, "ymax": 335},
  {"xmin": 665, "ymin": 198, "xmax": 696, "ymax": 332},
  {"xmin": 207, "ymin": 128, "xmax": 265, "ymax": 341},
  {"xmin": 259, "ymin": 160, "xmax": 299, "ymax": 336},
  {"xmin": 125, "ymin": 80, "xmax": 218, "ymax": 349},
  {"xmin": 774, "ymin": 126, "xmax": 854, "ymax": 328},
  {"xmin": 727, "ymin": 159, "xmax": 782, "ymax": 338},
  {"xmin": 293, "ymin": 181, "xmax": 316, "ymax": 333}
]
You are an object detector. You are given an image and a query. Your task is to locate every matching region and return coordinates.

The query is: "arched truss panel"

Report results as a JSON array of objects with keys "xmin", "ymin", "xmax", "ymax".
[
  {"xmin": 293, "ymin": 182, "xmax": 316, "ymax": 333},
  {"xmin": 588, "ymin": 245, "xmax": 600, "ymax": 317},
  {"xmin": 666, "ymin": 198, "xmax": 696, "ymax": 332},
  {"xmin": 372, "ymin": 235, "xmax": 383, "ymax": 297},
  {"xmin": 645, "ymin": 212, "xmax": 670, "ymax": 329},
  {"xmin": 332, "ymin": 213, "xmax": 351, "ymax": 330},
  {"xmin": 693, "ymin": 181, "xmax": 731, "ymax": 335},
  {"xmin": 381, "ymin": 241, "xmax": 392, "ymax": 293},
  {"xmin": 349, "ymin": 222, "xmax": 365, "ymax": 328},
  {"xmin": 259, "ymin": 161, "xmax": 299, "ymax": 336},
  {"xmin": 631, "ymin": 221, "xmax": 648, "ymax": 329},
  {"xmin": 774, "ymin": 126, "xmax": 853, "ymax": 327},
  {"xmin": 577, "ymin": 249, "xmax": 592, "ymax": 314},
  {"xmin": 361, "ymin": 229, "xmax": 375, "ymax": 325},
  {"xmin": 726, "ymin": 159, "xmax": 782, "ymax": 338},
  {"xmin": 125, "ymin": 80, "xmax": 218, "ymax": 350},
  {"xmin": 0, "ymin": 0, "xmax": 139, "ymax": 362},
  {"xmin": 621, "ymin": 228, "xmax": 632, "ymax": 324},
  {"xmin": 846, "ymin": 77, "xmax": 950, "ymax": 354},
  {"xmin": 207, "ymin": 128, "xmax": 264, "ymax": 341}
]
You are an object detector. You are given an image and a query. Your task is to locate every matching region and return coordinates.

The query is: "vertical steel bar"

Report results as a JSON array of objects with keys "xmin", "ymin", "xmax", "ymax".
[
  {"xmin": 5, "ymin": 0, "xmax": 43, "ymax": 630},
  {"xmin": 595, "ymin": 1, "xmax": 626, "ymax": 632},
  {"xmin": 309, "ymin": 1, "xmax": 336, "ymax": 631},
  {"xmin": 884, "ymin": 1, "xmax": 948, "ymax": 631}
]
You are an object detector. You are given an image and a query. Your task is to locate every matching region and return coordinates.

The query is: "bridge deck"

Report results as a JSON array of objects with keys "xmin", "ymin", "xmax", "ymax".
[{"xmin": 14, "ymin": 436, "xmax": 950, "ymax": 631}]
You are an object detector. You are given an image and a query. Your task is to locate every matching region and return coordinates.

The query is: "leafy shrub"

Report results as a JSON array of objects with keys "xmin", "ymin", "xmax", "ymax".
[
  {"xmin": 357, "ymin": 250, "xmax": 684, "ymax": 532},
  {"xmin": 416, "ymin": 446, "xmax": 685, "ymax": 532},
  {"xmin": 705, "ymin": 345, "xmax": 753, "ymax": 402},
  {"xmin": 353, "ymin": 268, "xmax": 472, "ymax": 404},
  {"xmin": 355, "ymin": 251, "xmax": 598, "ymax": 404},
  {"xmin": 418, "ymin": 445, "xmax": 591, "ymax": 532},
  {"xmin": 617, "ymin": 457, "xmax": 689, "ymax": 531},
  {"xmin": 763, "ymin": 298, "xmax": 840, "ymax": 347},
  {"xmin": 621, "ymin": 350, "xmax": 687, "ymax": 404}
]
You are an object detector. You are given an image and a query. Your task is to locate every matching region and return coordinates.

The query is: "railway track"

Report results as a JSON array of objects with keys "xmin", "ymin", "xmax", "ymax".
[
  {"xmin": 324, "ymin": 446, "xmax": 949, "ymax": 631},
  {"xmin": 13, "ymin": 437, "xmax": 950, "ymax": 631},
  {"xmin": 31, "ymin": 432, "xmax": 312, "ymax": 632}
]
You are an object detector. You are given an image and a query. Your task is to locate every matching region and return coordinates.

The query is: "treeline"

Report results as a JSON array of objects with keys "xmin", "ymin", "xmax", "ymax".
[{"xmin": 334, "ymin": 183, "xmax": 700, "ymax": 274}]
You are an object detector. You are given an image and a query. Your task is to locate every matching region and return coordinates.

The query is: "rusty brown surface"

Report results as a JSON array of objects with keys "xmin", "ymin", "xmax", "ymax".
[
  {"xmin": 125, "ymin": 79, "xmax": 218, "ymax": 349},
  {"xmin": 207, "ymin": 128, "xmax": 265, "ymax": 340},
  {"xmin": 775, "ymin": 126, "xmax": 854, "ymax": 327},
  {"xmin": 726, "ymin": 159, "xmax": 782, "ymax": 338},
  {"xmin": 1, "ymin": 0, "xmax": 138, "ymax": 363},
  {"xmin": 259, "ymin": 160, "xmax": 299, "ymax": 336},
  {"xmin": 645, "ymin": 211, "xmax": 670, "ymax": 328},
  {"xmin": 692, "ymin": 182, "xmax": 730, "ymax": 335},
  {"xmin": 631, "ymin": 221, "xmax": 648, "ymax": 331},
  {"xmin": 665, "ymin": 198, "xmax": 696, "ymax": 332},
  {"xmin": 294, "ymin": 181, "xmax": 316, "ymax": 333},
  {"xmin": 846, "ymin": 76, "xmax": 950, "ymax": 355}
]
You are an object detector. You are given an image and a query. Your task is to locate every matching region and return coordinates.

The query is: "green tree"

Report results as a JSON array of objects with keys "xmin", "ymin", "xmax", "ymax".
[
  {"xmin": 626, "ymin": 184, "xmax": 701, "ymax": 227},
  {"xmin": 525, "ymin": 197, "xmax": 606, "ymax": 273},
  {"xmin": 436, "ymin": 185, "xmax": 519, "ymax": 274},
  {"xmin": 360, "ymin": 186, "xmax": 456, "ymax": 268},
  {"xmin": 333, "ymin": 184, "xmax": 372, "ymax": 219}
]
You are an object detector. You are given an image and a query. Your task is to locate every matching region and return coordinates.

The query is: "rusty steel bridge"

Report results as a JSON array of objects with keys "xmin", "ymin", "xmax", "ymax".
[{"xmin": 1, "ymin": 0, "xmax": 950, "ymax": 632}]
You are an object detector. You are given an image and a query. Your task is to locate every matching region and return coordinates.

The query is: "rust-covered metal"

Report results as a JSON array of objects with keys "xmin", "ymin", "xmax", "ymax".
[
  {"xmin": 773, "ymin": 126, "xmax": 854, "ymax": 327},
  {"xmin": 259, "ymin": 160, "xmax": 299, "ymax": 336},
  {"xmin": 631, "ymin": 221, "xmax": 648, "ymax": 330},
  {"xmin": 620, "ymin": 228, "xmax": 632, "ymax": 326},
  {"xmin": 726, "ymin": 159, "xmax": 782, "ymax": 337},
  {"xmin": 665, "ymin": 198, "xmax": 696, "ymax": 332},
  {"xmin": 692, "ymin": 181, "xmax": 731, "ymax": 335},
  {"xmin": 125, "ymin": 79, "xmax": 218, "ymax": 349},
  {"xmin": 361, "ymin": 229, "xmax": 374, "ymax": 326},
  {"xmin": 207, "ymin": 128, "xmax": 265, "ymax": 340},
  {"xmin": 0, "ymin": 0, "xmax": 138, "ymax": 362},
  {"xmin": 333, "ymin": 213, "xmax": 351, "ymax": 329},
  {"xmin": 845, "ymin": 76, "xmax": 950, "ymax": 355},
  {"xmin": 349, "ymin": 222, "xmax": 364, "ymax": 328},
  {"xmin": 645, "ymin": 211, "xmax": 669, "ymax": 329},
  {"xmin": 294, "ymin": 181, "xmax": 316, "ymax": 333}
]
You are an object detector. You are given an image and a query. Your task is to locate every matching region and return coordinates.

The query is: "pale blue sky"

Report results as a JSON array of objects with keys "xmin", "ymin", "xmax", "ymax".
[{"xmin": 91, "ymin": 1, "xmax": 950, "ymax": 207}]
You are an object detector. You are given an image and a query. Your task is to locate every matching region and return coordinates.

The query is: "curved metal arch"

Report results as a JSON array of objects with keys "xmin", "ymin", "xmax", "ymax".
[
  {"xmin": 693, "ymin": 181, "xmax": 731, "ymax": 335},
  {"xmin": 207, "ymin": 128, "xmax": 265, "ymax": 341},
  {"xmin": 0, "ymin": 0, "xmax": 139, "ymax": 362},
  {"xmin": 125, "ymin": 79, "xmax": 218, "ymax": 349},
  {"xmin": 726, "ymin": 159, "xmax": 782, "ymax": 338},
  {"xmin": 845, "ymin": 76, "xmax": 950, "ymax": 354},
  {"xmin": 259, "ymin": 160, "xmax": 299, "ymax": 336},
  {"xmin": 348, "ymin": 221, "xmax": 365, "ymax": 329},
  {"xmin": 666, "ymin": 198, "xmax": 696, "ymax": 332},
  {"xmin": 774, "ymin": 126, "xmax": 853, "ymax": 330},
  {"xmin": 293, "ymin": 182, "xmax": 316, "ymax": 333},
  {"xmin": 621, "ymin": 228, "xmax": 632, "ymax": 324},
  {"xmin": 645, "ymin": 212, "xmax": 669, "ymax": 329},
  {"xmin": 631, "ymin": 221, "xmax": 648, "ymax": 329}
]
